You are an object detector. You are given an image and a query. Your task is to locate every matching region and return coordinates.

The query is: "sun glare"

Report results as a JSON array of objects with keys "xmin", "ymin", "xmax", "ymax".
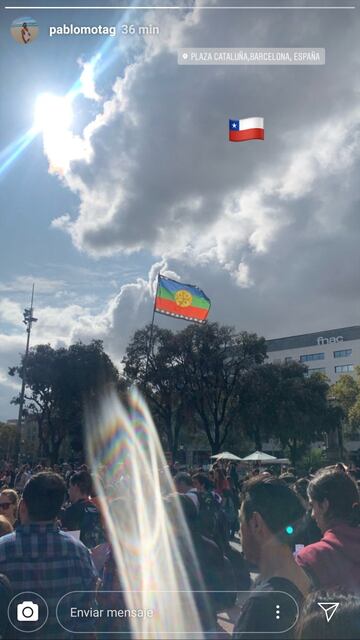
[
  {"xmin": 33, "ymin": 93, "xmax": 81, "ymax": 175},
  {"xmin": 34, "ymin": 93, "xmax": 73, "ymax": 134}
]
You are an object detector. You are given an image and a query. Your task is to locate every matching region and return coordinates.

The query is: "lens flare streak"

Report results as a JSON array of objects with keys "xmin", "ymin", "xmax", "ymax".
[{"xmin": 86, "ymin": 388, "xmax": 207, "ymax": 638}]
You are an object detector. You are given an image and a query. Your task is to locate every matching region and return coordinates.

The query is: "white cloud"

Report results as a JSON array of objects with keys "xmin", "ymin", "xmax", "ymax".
[
  {"xmin": 0, "ymin": 261, "xmax": 175, "ymax": 419},
  {"xmin": 0, "ymin": 299, "xmax": 23, "ymax": 325},
  {"xmin": 0, "ymin": 369, "xmax": 20, "ymax": 391},
  {"xmin": 2, "ymin": 4, "xmax": 360, "ymax": 416},
  {"xmin": 0, "ymin": 276, "xmax": 66, "ymax": 294},
  {"xmin": 42, "ymin": 4, "xmax": 360, "ymax": 291},
  {"xmin": 70, "ymin": 260, "xmax": 178, "ymax": 364},
  {"xmin": 78, "ymin": 55, "xmax": 102, "ymax": 102},
  {"xmin": 0, "ymin": 334, "xmax": 26, "ymax": 420},
  {"xmin": 232, "ymin": 262, "xmax": 254, "ymax": 289}
]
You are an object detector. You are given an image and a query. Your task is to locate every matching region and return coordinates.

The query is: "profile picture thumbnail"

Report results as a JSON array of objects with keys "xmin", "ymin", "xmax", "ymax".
[{"xmin": 11, "ymin": 16, "xmax": 39, "ymax": 45}]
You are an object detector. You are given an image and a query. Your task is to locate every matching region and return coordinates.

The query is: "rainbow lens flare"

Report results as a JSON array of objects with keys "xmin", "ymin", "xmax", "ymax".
[{"xmin": 86, "ymin": 388, "xmax": 209, "ymax": 638}]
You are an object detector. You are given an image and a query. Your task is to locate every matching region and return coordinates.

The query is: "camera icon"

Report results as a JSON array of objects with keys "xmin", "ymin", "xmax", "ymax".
[{"xmin": 17, "ymin": 601, "xmax": 39, "ymax": 622}]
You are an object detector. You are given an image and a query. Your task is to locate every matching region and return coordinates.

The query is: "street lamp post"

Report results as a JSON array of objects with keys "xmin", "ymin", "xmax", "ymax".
[{"xmin": 14, "ymin": 284, "xmax": 37, "ymax": 463}]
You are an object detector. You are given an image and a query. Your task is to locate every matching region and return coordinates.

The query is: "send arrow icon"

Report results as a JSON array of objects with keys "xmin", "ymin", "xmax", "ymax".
[{"xmin": 317, "ymin": 602, "xmax": 339, "ymax": 622}]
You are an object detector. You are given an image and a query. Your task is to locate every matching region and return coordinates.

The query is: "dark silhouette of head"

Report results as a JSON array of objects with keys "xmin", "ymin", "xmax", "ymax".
[{"xmin": 296, "ymin": 590, "xmax": 360, "ymax": 639}]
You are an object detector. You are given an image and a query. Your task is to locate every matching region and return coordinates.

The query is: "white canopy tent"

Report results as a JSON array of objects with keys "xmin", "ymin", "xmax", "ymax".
[
  {"xmin": 241, "ymin": 451, "xmax": 278, "ymax": 463},
  {"xmin": 210, "ymin": 451, "xmax": 243, "ymax": 461}
]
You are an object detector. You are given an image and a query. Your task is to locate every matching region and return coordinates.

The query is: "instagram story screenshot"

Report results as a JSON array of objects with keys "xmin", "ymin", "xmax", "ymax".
[{"xmin": 0, "ymin": 1, "xmax": 360, "ymax": 639}]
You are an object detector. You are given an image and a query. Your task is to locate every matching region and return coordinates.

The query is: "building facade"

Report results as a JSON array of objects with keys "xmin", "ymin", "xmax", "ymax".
[{"xmin": 266, "ymin": 325, "xmax": 360, "ymax": 384}]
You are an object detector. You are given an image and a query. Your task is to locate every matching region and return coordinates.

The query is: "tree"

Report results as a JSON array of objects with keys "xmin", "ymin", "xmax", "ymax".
[
  {"xmin": 272, "ymin": 364, "xmax": 340, "ymax": 465},
  {"xmin": 0, "ymin": 422, "xmax": 17, "ymax": 459},
  {"xmin": 238, "ymin": 363, "xmax": 286, "ymax": 451},
  {"xmin": 124, "ymin": 322, "xmax": 267, "ymax": 455},
  {"xmin": 330, "ymin": 369, "xmax": 360, "ymax": 434},
  {"xmin": 9, "ymin": 340, "xmax": 119, "ymax": 463},
  {"xmin": 173, "ymin": 323, "xmax": 267, "ymax": 454},
  {"xmin": 123, "ymin": 325, "xmax": 189, "ymax": 459}
]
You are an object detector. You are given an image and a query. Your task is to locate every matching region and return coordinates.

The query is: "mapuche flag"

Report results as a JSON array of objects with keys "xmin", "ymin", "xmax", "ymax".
[
  {"xmin": 229, "ymin": 117, "xmax": 264, "ymax": 142},
  {"xmin": 155, "ymin": 275, "xmax": 211, "ymax": 323}
]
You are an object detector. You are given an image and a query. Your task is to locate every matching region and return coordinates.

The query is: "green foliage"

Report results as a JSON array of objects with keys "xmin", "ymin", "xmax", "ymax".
[
  {"xmin": 273, "ymin": 366, "xmax": 339, "ymax": 464},
  {"xmin": 238, "ymin": 362, "xmax": 286, "ymax": 450},
  {"xmin": 9, "ymin": 340, "xmax": 120, "ymax": 463},
  {"xmin": 330, "ymin": 367, "xmax": 360, "ymax": 435},
  {"xmin": 123, "ymin": 325, "xmax": 186, "ymax": 458},
  {"xmin": 297, "ymin": 447, "xmax": 326, "ymax": 475},
  {"xmin": 173, "ymin": 323, "xmax": 267, "ymax": 454},
  {"xmin": 0, "ymin": 422, "xmax": 17, "ymax": 459},
  {"xmin": 330, "ymin": 373, "xmax": 359, "ymax": 413},
  {"xmin": 124, "ymin": 322, "xmax": 340, "ymax": 461},
  {"xmin": 348, "ymin": 399, "xmax": 360, "ymax": 431},
  {"xmin": 124, "ymin": 322, "xmax": 267, "ymax": 454},
  {"xmin": 239, "ymin": 362, "xmax": 340, "ymax": 464}
]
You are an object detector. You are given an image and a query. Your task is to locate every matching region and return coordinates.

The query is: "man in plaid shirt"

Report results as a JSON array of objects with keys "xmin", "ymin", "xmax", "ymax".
[{"xmin": 0, "ymin": 471, "xmax": 97, "ymax": 639}]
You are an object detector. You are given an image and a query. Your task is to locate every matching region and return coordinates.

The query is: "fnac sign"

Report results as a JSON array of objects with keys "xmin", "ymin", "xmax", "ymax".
[{"xmin": 317, "ymin": 336, "xmax": 344, "ymax": 345}]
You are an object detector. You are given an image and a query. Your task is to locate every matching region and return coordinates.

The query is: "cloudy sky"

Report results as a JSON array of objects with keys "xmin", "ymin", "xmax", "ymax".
[{"xmin": 0, "ymin": 0, "xmax": 359, "ymax": 419}]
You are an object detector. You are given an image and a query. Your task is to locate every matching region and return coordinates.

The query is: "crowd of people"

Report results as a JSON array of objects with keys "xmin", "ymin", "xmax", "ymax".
[{"xmin": 0, "ymin": 457, "xmax": 359, "ymax": 639}]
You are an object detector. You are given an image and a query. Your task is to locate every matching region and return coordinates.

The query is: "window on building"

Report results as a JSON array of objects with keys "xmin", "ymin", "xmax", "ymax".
[
  {"xmin": 285, "ymin": 357, "xmax": 293, "ymax": 363},
  {"xmin": 335, "ymin": 364, "xmax": 354, "ymax": 373},
  {"xmin": 300, "ymin": 353, "xmax": 325, "ymax": 363},
  {"xmin": 334, "ymin": 349, "xmax": 352, "ymax": 358},
  {"xmin": 305, "ymin": 367, "xmax": 326, "ymax": 377}
]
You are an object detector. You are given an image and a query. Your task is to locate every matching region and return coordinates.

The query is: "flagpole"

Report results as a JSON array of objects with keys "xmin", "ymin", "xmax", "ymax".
[{"xmin": 145, "ymin": 274, "xmax": 159, "ymax": 380}]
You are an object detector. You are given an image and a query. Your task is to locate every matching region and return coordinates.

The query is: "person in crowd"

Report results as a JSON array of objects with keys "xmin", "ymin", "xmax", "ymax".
[
  {"xmin": 96, "ymin": 497, "xmax": 136, "ymax": 639},
  {"xmin": 214, "ymin": 466, "xmax": 229, "ymax": 495},
  {"xmin": 165, "ymin": 493, "xmax": 236, "ymax": 630},
  {"xmin": 63, "ymin": 462, "xmax": 75, "ymax": 486},
  {"xmin": 89, "ymin": 473, "xmax": 106, "ymax": 506},
  {"xmin": 335, "ymin": 462, "xmax": 348, "ymax": 473},
  {"xmin": 60, "ymin": 469, "xmax": 105, "ymax": 548},
  {"xmin": 233, "ymin": 476, "xmax": 311, "ymax": 639},
  {"xmin": 280, "ymin": 473, "xmax": 297, "ymax": 485},
  {"xmin": 220, "ymin": 534, "xmax": 251, "ymax": 592},
  {"xmin": 296, "ymin": 466, "xmax": 360, "ymax": 590},
  {"xmin": 296, "ymin": 590, "xmax": 360, "ymax": 639},
  {"xmin": 221, "ymin": 486, "xmax": 238, "ymax": 541},
  {"xmin": 14, "ymin": 464, "xmax": 31, "ymax": 493},
  {"xmin": 0, "ymin": 515, "xmax": 13, "ymax": 538},
  {"xmin": 174, "ymin": 472, "xmax": 199, "ymax": 509},
  {"xmin": 0, "ymin": 489, "xmax": 19, "ymax": 527},
  {"xmin": 0, "ymin": 472, "xmax": 97, "ymax": 639},
  {"xmin": 225, "ymin": 475, "xmax": 240, "ymax": 538},
  {"xmin": 228, "ymin": 462, "xmax": 240, "ymax": 491},
  {"xmin": 33, "ymin": 464, "xmax": 43, "ymax": 474},
  {"xmin": 192, "ymin": 473, "xmax": 221, "ymax": 539},
  {"xmin": 0, "ymin": 464, "xmax": 14, "ymax": 488},
  {"xmin": 0, "ymin": 573, "xmax": 11, "ymax": 639},
  {"xmin": 292, "ymin": 478, "xmax": 322, "ymax": 548}
]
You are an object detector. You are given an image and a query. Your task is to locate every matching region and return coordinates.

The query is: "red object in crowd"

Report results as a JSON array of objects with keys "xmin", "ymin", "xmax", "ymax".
[{"xmin": 296, "ymin": 523, "xmax": 360, "ymax": 591}]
